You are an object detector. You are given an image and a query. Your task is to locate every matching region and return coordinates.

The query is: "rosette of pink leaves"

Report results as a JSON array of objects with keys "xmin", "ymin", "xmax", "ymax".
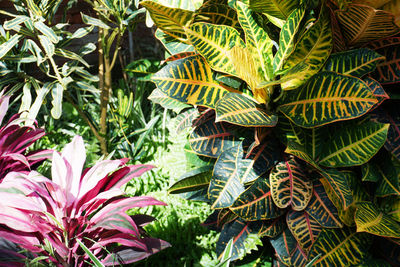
[
  {"xmin": 0, "ymin": 94, "xmax": 50, "ymax": 180},
  {"xmin": 0, "ymin": 136, "xmax": 170, "ymax": 266}
]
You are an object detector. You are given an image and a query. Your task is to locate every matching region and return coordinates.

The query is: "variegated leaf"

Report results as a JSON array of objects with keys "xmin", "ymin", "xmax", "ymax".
[
  {"xmin": 309, "ymin": 228, "xmax": 372, "ymax": 266},
  {"xmin": 319, "ymin": 169, "xmax": 353, "ymax": 210},
  {"xmin": 285, "ymin": 141, "xmax": 321, "ymax": 171},
  {"xmin": 270, "ymin": 228, "xmax": 297, "ymax": 265},
  {"xmin": 270, "ymin": 158, "xmax": 313, "ymax": 211},
  {"xmin": 141, "ymin": 0, "xmax": 193, "ymax": 41},
  {"xmin": 281, "ymin": 9, "xmax": 332, "ymax": 90},
  {"xmin": 168, "ymin": 165, "xmax": 212, "ymax": 194},
  {"xmin": 209, "ymin": 144, "xmax": 246, "ymax": 209},
  {"xmin": 257, "ymin": 217, "xmax": 286, "ymax": 238},
  {"xmin": 187, "ymin": 22, "xmax": 246, "ymax": 77},
  {"xmin": 363, "ymin": 77, "xmax": 389, "ymax": 110},
  {"xmin": 215, "ymin": 93, "xmax": 277, "ymax": 127},
  {"xmin": 174, "ymin": 108, "xmax": 200, "ymax": 134},
  {"xmin": 189, "ymin": 118, "xmax": 240, "ymax": 158},
  {"xmin": 305, "ymin": 181, "xmax": 342, "ymax": 228},
  {"xmin": 323, "ymin": 48, "xmax": 385, "ymax": 77},
  {"xmin": 164, "ymin": 52, "xmax": 197, "ymax": 62},
  {"xmin": 148, "ymin": 88, "xmax": 191, "ymax": 112},
  {"xmin": 335, "ymin": 3, "xmax": 400, "ymax": 46},
  {"xmin": 236, "ymin": 1, "xmax": 274, "ymax": 81},
  {"xmin": 249, "ymin": 0, "xmax": 300, "ymax": 20},
  {"xmin": 287, "ymin": 210, "xmax": 322, "ymax": 253},
  {"xmin": 155, "ymin": 29, "xmax": 195, "ymax": 54},
  {"xmin": 318, "ymin": 121, "xmax": 389, "ymax": 167},
  {"xmin": 273, "ymin": 6, "xmax": 306, "ymax": 74},
  {"xmin": 356, "ymin": 201, "xmax": 400, "ymax": 238},
  {"xmin": 152, "ymin": 55, "xmax": 230, "ymax": 109},
  {"xmin": 230, "ymin": 175, "xmax": 284, "ymax": 221},
  {"xmin": 278, "ymin": 72, "xmax": 379, "ymax": 128},
  {"xmin": 193, "ymin": 2, "xmax": 241, "ymax": 31}
]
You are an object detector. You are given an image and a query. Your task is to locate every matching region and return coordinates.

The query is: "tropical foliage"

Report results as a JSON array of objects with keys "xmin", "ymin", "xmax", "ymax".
[
  {"xmin": 143, "ymin": 0, "xmax": 400, "ymax": 265},
  {"xmin": 0, "ymin": 136, "xmax": 169, "ymax": 266}
]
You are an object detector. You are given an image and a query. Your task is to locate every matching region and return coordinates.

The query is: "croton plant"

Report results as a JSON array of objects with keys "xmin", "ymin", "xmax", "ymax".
[{"xmin": 143, "ymin": 0, "xmax": 400, "ymax": 265}]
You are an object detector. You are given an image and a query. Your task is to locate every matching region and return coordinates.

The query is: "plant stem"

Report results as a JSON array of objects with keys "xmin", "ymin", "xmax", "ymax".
[{"xmin": 98, "ymin": 26, "xmax": 108, "ymax": 155}]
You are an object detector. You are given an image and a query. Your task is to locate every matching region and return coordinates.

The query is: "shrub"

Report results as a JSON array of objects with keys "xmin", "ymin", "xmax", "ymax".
[
  {"xmin": 143, "ymin": 0, "xmax": 400, "ymax": 265},
  {"xmin": 0, "ymin": 136, "xmax": 169, "ymax": 266}
]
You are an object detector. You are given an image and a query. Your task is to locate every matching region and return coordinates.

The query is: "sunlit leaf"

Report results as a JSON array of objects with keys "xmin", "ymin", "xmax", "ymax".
[
  {"xmin": 168, "ymin": 165, "xmax": 212, "ymax": 194},
  {"xmin": 249, "ymin": 0, "xmax": 300, "ymax": 20}
]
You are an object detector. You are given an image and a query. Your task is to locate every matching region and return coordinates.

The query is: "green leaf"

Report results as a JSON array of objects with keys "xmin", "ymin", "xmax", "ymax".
[
  {"xmin": 230, "ymin": 175, "xmax": 284, "ymax": 220},
  {"xmin": 155, "ymin": 29, "xmax": 195, "ymax": 54},
  {"xmin": 189, "ymin": 118, "xmax": 240, "ymax": 158},
  {"xmin": 70, "ymin": 26, "xmax": 94, "ymax": 39},
  {"xmin": 308, "ymin": 228, "xmax": 371, "ymax": 266},
  {"xmin": 38, "ymin": 35, "xmax": 55, "ymax": 57},
  {"xmin": 249, "ymin": 0, "xmax": 300, "ymax": 20},
  {"xmin": 55, "ymin": 48, "xmax": 89, "ymax": 67},
  {"xmin": 287, "ymin": 210, "xmax": 322, "ymax": 253},
  {"xmin": 305, "ymin": 181, "xmax": 342, "ymax": 228},
  {"xmin": 236, "ymin": 1, "xmax": 274, "ymax": 81},
  {"xmin": 34, "ymin": 21, "xmax": 58, "ymax": 43},
  {"xmin": 278, "ymin": 72, "xmax": 379, "ymax": 128},
  {"xmin": 25, "ymin": 0, "xmax": 43, "ymax": 16},
  {"xmin": 0, "ymin": 34, "xmax": 22, "ymax": 59},
  {"xmin": 209, "ymin": 144, "xmax": 246, "ymax": 209},
  {"xmin": 257, "ymin": 217, "xmax": 286, "ymax": 238},
  {"xmin": 81, "ymin": 13, "xmax": 110, "ymax": 29},
  {"xmin": 270, "ymin": 228, "xmax": 297, "ymax": 265},
  {"xmin": 272, "ymin": 6, "xmax": 306, "ymax": 74},
  {"xmin": 168, "ymin": 165, "xmax": 212, "ymax": 194},
  {"xmin": 148, "ymin": 88, "xmax": 191, "ymax": 112},
  {"xmin": 335, "ymin": 3, "xmax": 400, "ymax": 46},
  {"xmin": 50, "ymin": 83, "xmax": 63, "ymax": 119},
  {"xmin": 187, "ymin": 22, "xmax": 245, "ymax": 77},
  {"xmin": 323, "ymin": 48, "xmax": 385, "ymax": 77},
  {"xmin": 285, "ymin": 141, "xmax": 321, "ymax": 171},
  {"xmin": 269, "ymin": 158, "xmax": 313, "ymax": 211},
  {"xmin": 281, "ymin": 10, "xmax": 332, "ymax": 90},
  {"xmin": 76, "ymin": 239, "xmax": 105, "ymax": 267},
  {"xmin": 141, "ymin": 0, "xmax": 193, "ymax": 41},
  {"xmin": 364, "ymin": 77, "xmax": 388, "ymax": 109},
  {"xmin": 174, "ymin": 108, "xmax": 200, "ymax": 134},
  {"xmin": 319, "ymin": 169, "xmax": 353, "ymax": 211},
  {"xmin": 318, "ymin": 121, "xmax": 389, "ymax": 167},
  {"xmin": 216, "ymin": 238, "xmax": 233, "ymax": 267},
  {"xmin": 375, "ymin": 155, "xmax": 400, "ymax": 197},
  {"xmin": 215, "ymin": 93, "xmax": 277, "ymax": 127},
  {"xmin": 193, "ymin": 2, "xmax": 241, "ymax": 31},
  {"xmin": 4, "ymin": 15, "xmax": 29, "ymax": 30},
  {"xmin": 355, "ymin": 201, "xmax": 400, "ymax": 238},
  {"xmin": 152, "ymin": 55, "xmax": 230, "ymax": 109}
]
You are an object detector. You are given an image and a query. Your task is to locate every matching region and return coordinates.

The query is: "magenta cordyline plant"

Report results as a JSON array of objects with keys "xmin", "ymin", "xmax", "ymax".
[
  {"xmin": 0, "ymin": 136, "xmax": 170, "ymax": 266},
  {"xmin": 0, "ymin": 95, "xmax": 50, "ymax": 179}
]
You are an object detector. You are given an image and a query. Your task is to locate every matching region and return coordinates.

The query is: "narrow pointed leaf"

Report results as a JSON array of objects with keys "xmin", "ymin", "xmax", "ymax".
[
  {"xmin": 152, "ymin": 55, "xmax": 230, "ymax": 109},
  {"xmin": 187, "ymin": 23, "xmax": 246, "ymax": 77},
  {"xmin": 278, "ymin": 72, "xmax": 379, "ymax": 128},
  {"xmin": 335, "ymin": 4, "xmax": 400, "ymax": 46},
  {"xmin": 309, "ymin": 228, "xmax": 372, "ymax": 266},
  {"xmin": 355, "ymin": 202, "xmax": 400, "ymax": 238},
  {"xmin": 287, "ymin": 210, "xmax": 323, "ymax": 253},
  {"xmin": 0, "ymin": 35, "xmax": 22, "ymax": 59},
  {"xmin": 323, "ymin": 48, "xmax": 385, "ymax": 77},
  {"xmin": 141, "ymin": 1, "xmax": 193, "ymax": 41},
  {"xmin": 189, "ymin": 118, "xmax": 240, "ymax": 158},
  {"xmin": 269, "ymin": 158, "xmax": 313, "ymax": 211},
  {"xmin": 249, "ymin": 0, "xmax": 299, "ymax": 20},
  {"xmin": 305, "ymin": 182, "xmax": 342, "ymax": 228},
  {"xmin": 168, "ymin": 165, "xmax": 212, "ymax": 194},
  {"xmin": 273, "ymin": 6, "xmax": 306, "ymax": 74},
  {"xmin": 236, "ymin": 2, "xmax": 274, "ymax": 81},
  {"xmin": 368, "ymin": 37, "xmax": 400, "ymax": 84},
  {"xmin": 318, "ymin": 121, "xmax": 389, "ymax": 167},
  {"xmin": 34, "ymin": 21, "xmax": 58, "ymax": 43},
  {"xmin": 281, "ymin": 10, "xmax": 332, "ymax": 90},
  {"xmin": 209, "ymin": 144, "xmax": 245, "ymax": 209},
  {"xmin": 215, "ymin": 93, "xmax": 277, "ymax": 127},
  {"xmin": 230, "ymin": 176, "xmax": 284, "ymax": 221}
]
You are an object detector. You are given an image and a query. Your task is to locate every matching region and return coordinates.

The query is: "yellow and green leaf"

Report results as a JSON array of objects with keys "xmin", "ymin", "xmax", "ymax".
[
  {"xmin": 281, "ymin": 9, "xmax": 332, "ymax": 90},
  {"xmin": 249, "ymin": 0, "xmax": 300, "ymax": 20},
  {"xmin": 193, "ymin": 2, "xmax": 241, "ymax": 31},
  {"xmin": 269, "ymin": 158, "xmax": 313, "ymax": 211},
  {"xmin": 168, "ymin": 165, "xmax": 212, "ymax": 194},
  {"xmin": 230, "ymin": 175, "xmax": 284, "ymax": 220},
  {"xmin": 215, "ymin": 93, "xmax": 277, "ymax": 127},
  {"xmin": 309, "ymin": 228, "xmax": 372, "ymax": 266},
  {"xmin": 270, "ymin": 228, "xmax": 297, "ymax": 265},
  {"xmin": 236, "ymin": 1, "xmax": 274, "ymax": 81},
  {"xmin": 305, "ymin": 181, "xmax": 342, "ymax": 228},
  {"xmin": 272, "ymin": 6, "xmax": 306, "ymax": 74},
  {"xmin": 257, "ymin": 217, "xmax": 286, "ymax": 238},
  {"xmin": 148, "ymin": 88, "xmax": 191, "ymax": 112},
  {"xmin": 152, "ymin": 55, "xmax": 231, "ymax": 109},
  {"xmin": 278, "ymin": 72, "xmax": 379, "ymax": 128},
  {"xmin": 155, "ymin": 29, "xmax": 195, "ymax": 54},
  {"xmin": 323, "ymin": 48, "xmax": 385, "ymax": 77},
  {"xmin": 189, "ymin": 118, "xmax": 240, "ymax": 158},
  {"xmin": 363, "ymin": 77, "xmax": 389, "ymax": 110},
  {"xmin": 187, "ymin": 22, "xmax": 245, "ymax": 77},
  {"xmin": 141, "ymin": 0, "xmax": 194, "ymax": 42},
  {"xmin": 319, "ymin": 169, "xmax": 353, "ymax": 210},
  {"xmin": 335, "ymin": 3, "xmax": 400, "ymax": 46},
  {"xmin": 287, "ymin": 210, "xmax": 322, "ymax": 253},
  {"xmin": 284, "ymin": 141, "xmax": 321, "ymax": 171},
  {"xmin": 355, "ymin": 202, "xmax": 400, "ymax": 238},
  {"xmin": 318, "ymin": 121, "xmax": 389, "ymax": 167},
  {"xmin": 209, "ymin": 144, "xmax": 246, "ymax": 209}
]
